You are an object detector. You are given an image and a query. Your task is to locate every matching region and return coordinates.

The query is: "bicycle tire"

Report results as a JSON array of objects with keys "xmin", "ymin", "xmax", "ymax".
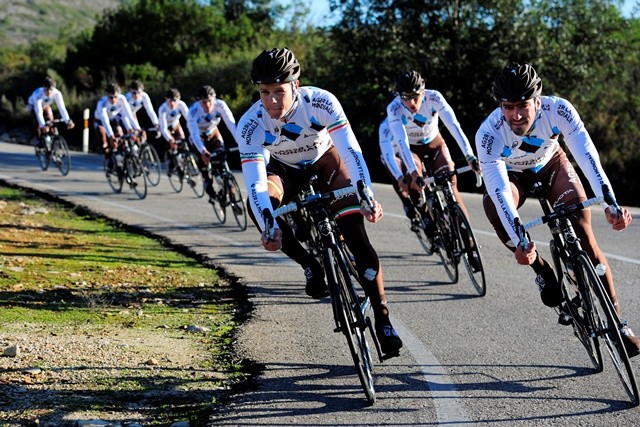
[
  {"xmin": 126, "ymin": 156, "xmax": 147, "ymax": 199},
  {"xmin": 184, "ymin": 152, "xmax": 205, "ymax": 198},
  {"xmin": 35, "ymin": 142, "xmax": 50, "ymax": 171},
  {"xmin": 225, "ymin": 172, "xmax": 248, "ymax": 231},
  {"xmin": 324, "ymin": 246, "xmax": 376, "ymax": 405},
  {"xmin": 575, "ymin": 253, "xmax": 639, "ymax": 406},
  {"xmin": 432, "ymin": 203, "xmax": 459, "ymax": 283},
  {"xmin": 551, "ymin": 241, "xmax": 603, "ymax": 372},
  {"xmin": 50, "ymin": 136, "xmax": 70, "ymax": 176},
  {"xmin": 452, "ymin": 204, "xmax": 486, "ymax": 296},
  {"xmin": 167, "ymin": 161, "xmax": 184, "ymax": 193},
  {"xmin": 140, "ymin": 143, "xmax": 161, "ymax": 186},
  {"xmin": 104, "ymin": 156, "xmax": 123, "ymax": 193}
]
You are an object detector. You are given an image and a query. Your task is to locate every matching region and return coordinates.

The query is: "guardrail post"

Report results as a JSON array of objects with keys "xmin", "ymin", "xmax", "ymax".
[{"xmin": 82, "ymin": 108, "xmax": 89, "ymax": 153}]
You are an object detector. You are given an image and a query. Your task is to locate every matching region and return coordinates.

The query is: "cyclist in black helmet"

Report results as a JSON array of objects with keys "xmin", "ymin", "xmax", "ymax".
[
  {"xmin": 157, "ymin": 88, "xmax": 190, "ymax": 173},
  {"xmin": 385, "ymin": 70, "xmax": 479, "ymax": 237},
  {"xmin": 236, "ymin": 47, "xmax": 403, "ymax": 356},
  {"xmin": 476, "ymin": 62, "xmax": 640, "ymax": 357},
  {"xmin": 27, "ymin": 76, "xmax": 75, "ymax": 146}
]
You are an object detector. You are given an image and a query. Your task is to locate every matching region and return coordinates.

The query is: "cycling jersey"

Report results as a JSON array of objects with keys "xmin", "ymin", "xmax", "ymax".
[
  {"xmin": 378, "ymin": 118, "xmax": 403, "ymax": 181},
  {"xmin": 157, "ymin": 99, "xmax": 189, "ymax": 142},
  {"xmin": 236, "ymin": 86, "xmax": 372, "ymax": 229},
  {"xmin": 27, "ymin": 87, "xmax": 71, "ymax": 126},
  {"xmin": 187, "ymin": 99, "xmax": 238, "ymax": 154},
  {"xmin": 125, "ymin": 91, "xmax": 159, "ymax": 127},
  {"xmin": 386, "ymin": 89, "xmax": 474, "ymax": 174},
  {"xmin": 94, "ymin": 94, "xmax": 140, "ymax": 138},
  {"xmin": 476, "ymin": 95, "xmax": 613, "ymax": 245}
]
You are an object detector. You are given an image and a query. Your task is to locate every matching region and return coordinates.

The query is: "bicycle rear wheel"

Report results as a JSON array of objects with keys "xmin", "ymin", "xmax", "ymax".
[
  {"xmin": 35, "ymin": 142, "xmax": 50, "ymax": 171},
  {"xmin": 433, "ymin": 205, "xmax": 458, "ymax": 283},
  {"xmin": 51, "ymin": 136, "xmax": 70, "ymax": 176},
  {"xmin": 325, "ymin": 247, "xmax": 376, "ymax": 405},
  {"xmin": 184, "ymin": 152, "xmax": 205, "ymax": 198},
  {"xmin": 452, "ymin": 204, "xmax": 486, "ymax": 296},
  {"xmin": 126, "ymin": 156, "xmax": 147, "ymax": 199},
  {"xmin": 575, "ymin": 253, "xmax": 639, "ymax": 406},
  {"xmin": 140, "ymin": 143, "xmax": 161, "ymax": 186},
  {"xmin": 224, "ymin": 172, "xmax": 247, "ymax": 230},
  {"xmin": 551, "ymin": 242, "xmax": 602, "ymax": 371}
]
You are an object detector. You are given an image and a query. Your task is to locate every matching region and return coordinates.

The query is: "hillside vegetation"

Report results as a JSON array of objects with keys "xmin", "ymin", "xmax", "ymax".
[{"xmin": 0, "ymin": 0, "xmax": 124, "ymax": 46}]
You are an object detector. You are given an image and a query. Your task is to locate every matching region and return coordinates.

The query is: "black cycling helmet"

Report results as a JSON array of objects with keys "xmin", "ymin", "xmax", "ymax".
[
  {"xmin": 197, "ymin": 85, "xmax": 215, "ymax": 99},
  {"xmin": 166, "ymin": 88, "xmax": 181, "ymax": 100},
  {"xmin": 106, "ymin": 82, "xmax": 121, "ymax": 95},
  {"xmin": 43, "ymin": 76, "xmax": 56, "ymax": 89},
  {"xmin": 250, "ymin": 47, "xmax": 301, "ymax": 84},
  {"xmin": 492, "ymin": 63, "xmax": 542, "ymax": 102},
  {"xmin": 395, "ymin": 70, "xmax": 425, "ymax": 94},
  {"xmin": 129, "ymin": 80, "xmax": 144, "ymax": 91}
]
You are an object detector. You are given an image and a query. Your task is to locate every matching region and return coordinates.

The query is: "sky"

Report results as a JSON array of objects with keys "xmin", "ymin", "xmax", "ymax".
[{"xmin": 281, "ymin": 0, "xmax": 638, "ymax": 27}]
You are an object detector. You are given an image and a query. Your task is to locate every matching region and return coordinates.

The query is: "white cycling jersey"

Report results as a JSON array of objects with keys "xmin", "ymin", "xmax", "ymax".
[
  {"xmin": 27, "ymin": 87, "xmax": 71, "ymax": 127},
  {"xmin": 157, "ymin": 99, "xmax": 189, "ymax": 142},
  {"xmin": 125, "ymin": 91, "xmax": 159, "ymax": 127},
  {"xmin": 386, "ymin": 89, "xmax": 474, "ymax": 174},
  {"xmin": 378, "ymin": 117, "xmax": 403, "ymax": 181},
  {"xmin": 236, "ymin": 86, "xmax": 372, "ymax": 229},
  {"xmin": 476, "ymin": 95, "xmax": 613, "ymax": 245},
  {"xmin": 187, "ymin": 99, "xmax": 238, "ymax": 154},
  {"xmin": 94, "ymin": 94, "xmax": 140, "ymax": 138}
]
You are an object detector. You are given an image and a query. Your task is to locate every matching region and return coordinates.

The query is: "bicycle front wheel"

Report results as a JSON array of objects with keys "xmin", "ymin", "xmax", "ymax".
[
  {"xmin": 140, "ymin": 143, "xmax": 161, "ymax": 186},
  {"xmin": 325, "ymin": 247, "xmax": 376, "ymax": 405},
  {"xmin": 575, "ymin": 253, "xmax": 639, "ymax": 406},
  {"xmin": 104, "ymin": 156, "xmax": 123, "ymax": 193},
  {"xmin": 452, "ymin": 204, "xmax": 486, "ymax": 296},
  {"xmin": 35, "ymin": 142, "xmax": 50, "ymax": 171},
  {"xmin": 126, "ymin": 156, "xmax": 147, "ymax": 199},
  {"xmin": 51, "ymin": 136, "xmax": 70, "ymax": 176},
  {"xmin": 224, "ymin": 172, "xmax": 247, "ymax": 231},
  {"xmin": 551, "ymin": 242, "xmax": 602, "ymax": 372},
  {"xmin": 184, "ymin": 153, "xmax": 205, "ymax": 198},
  {"xmin": 433, "ymin": 205, "xmax": 458, "ymax": 283}
]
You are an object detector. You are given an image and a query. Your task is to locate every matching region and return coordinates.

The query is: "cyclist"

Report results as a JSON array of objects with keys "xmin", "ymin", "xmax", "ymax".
[
  {"xmin": 386, "ymin": 70, "xmax": 479, "ymax": 231},
  {"xmin": 27, "ymin": 76, "xmax": 75, "ymax": 146},
  {"xmin": 125, "ymin": 80, "xmax": 159, "ymax": 137},
  {"xmin": 94, "ymin": 82, "xmax": 141, "ymax": 170},
  {"xmin": 157, "ymin": 88, "xmax": 189, "ymax": 174},
  {"xmin": 236, "ymin": 47, "xmax": 403, "ymax": 356},
  {"xmin": 476, "ymin": 62, "xmax": 640, "ymax": 357},
  {"xmin": 378, "ymin": 117, "xmax": 423, "ymax": 231},
  {"xmin": 187, "ymin": 85, "xmax": 239, "ymax": 204}
]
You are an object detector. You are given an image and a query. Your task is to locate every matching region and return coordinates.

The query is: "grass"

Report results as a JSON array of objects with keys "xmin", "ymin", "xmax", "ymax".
[{"xmin": 0, "ymin": 184, "xmax": 251, "ymax": 425}]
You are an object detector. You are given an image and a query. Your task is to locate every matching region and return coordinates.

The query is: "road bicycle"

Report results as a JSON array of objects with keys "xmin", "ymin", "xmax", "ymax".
[
  {"xmin": 516, "ymin": 183, "xmax": 639, "ymax": 407},
  {"xmin": 416, "ymin": 159, "xmax": 486, "ymax": 296},
  {"xmin": 263, "ymin": 179, "xmax": 383, "ymax": 406},
  {"xmin": 165, "ymin": 139, "xmax": 205, "ymax": 198},
  {"xmin": 103, "ymin": 132, "xmax": 147, "ymax": 199},
  {"xmin": 34, "ymin": 119, "xmax": 70, "ymax": 176},
  {"xmin": 206, "ymin": 148, "xmax": 247, "ymax": 231},
  {"xmin": 136, "ymin": 129, "xmax": 162, "ymax": 187}
]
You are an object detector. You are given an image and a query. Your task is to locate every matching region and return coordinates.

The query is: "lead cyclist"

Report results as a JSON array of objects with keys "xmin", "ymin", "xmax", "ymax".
[{"xmin": 476, "ymin": 62, "xmax": 640, "ymax": 358}]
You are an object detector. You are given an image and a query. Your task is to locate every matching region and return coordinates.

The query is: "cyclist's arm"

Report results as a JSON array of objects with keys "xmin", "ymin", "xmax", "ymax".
[
  {"xmin": 217, "ymin": 100, "xmax": 239, "ymax": 144},
  {"xmin": 379, "ymin": 137, "xmax": 403, "ymax": 181},
  {"xmin": 386, "ymin": 112, "xmax": 419, "ymax": 176},
  {"xmin": 158, "ymin": 106, "xmax": 172, "ymax": 141},
  {"xmin": 97, "ymin": 104, "xmax": 116, "ymax": 139},
  {"xmin": 52, "ymin": 90, "xmax": 72, "ymax": 124},
  {"xmin": 34, "ymin": 99, "xmax": 47, "ymax": 127},
  {"xmin": 119, "ymin": 98, "xmax": 141, "ymax": 132},
  {"xmin": 186, "ymin": 108, "xmax": 206, "ymax": 154},
  {"xmin": 240, "ymin": 150, "xmax": 272, "ymax": 230},
  {"xmin": 142, "ymin": 93, "xmax": 159, "ymax": 126},
  {"xmin": 434, "ymin": 91, "xmax": 475, "ymax": 159}
]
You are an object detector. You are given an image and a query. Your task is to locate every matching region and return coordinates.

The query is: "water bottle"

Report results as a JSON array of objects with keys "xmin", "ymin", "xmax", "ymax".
[
  {"xmin": 595, "ymin": 263, "xmax": 607, "ymax": 277},
  {"xmin": 115, "ymin": 153, "xmax": 124, "ymax": 167},
  {"xmin": 131, "ymin": 143, "xmax": 139, "ymax": 156},
  {"xmin": 44, "ymin": 135, "xmax": 52, "ymax": 150}
]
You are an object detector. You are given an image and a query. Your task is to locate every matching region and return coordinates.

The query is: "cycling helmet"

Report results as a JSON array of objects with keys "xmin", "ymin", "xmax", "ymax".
[
  {"xmin": 250, "ymin": 47, "xmax": 301, "ymax": 84},
  {"xmin": 166, "ymin": 88, "xmax": 181, "ymax": 100},
  {"xmin": 492, "ymin": 63, "xmax": 542, "ymax": 102},
  {"xmin": 197, "ymin": 85, "xmax": 215, "ymax": 99},
  {"xmin": 129, "ymin": 80, "xmax": 144, "ymax": 91},
  {"xmin": 395, "ymin": 70, "xmax": 425, "ymax": 94},
  {"xmin": 44, "ymin": 76, "xmax": 56, "ymax": 89},
  {"xmin": 106, "ymin": 82, "xmax": 121, "ymax": 95}
]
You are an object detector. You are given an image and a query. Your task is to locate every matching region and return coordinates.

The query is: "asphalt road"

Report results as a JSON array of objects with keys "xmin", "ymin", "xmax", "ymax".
[{"xmin": 1, "ymin": 141, "xmax": 639, "ymax": 426}]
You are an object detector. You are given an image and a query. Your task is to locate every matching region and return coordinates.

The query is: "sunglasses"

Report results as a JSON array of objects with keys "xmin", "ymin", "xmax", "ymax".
[
  {"xmin": 108, "ymin": 95, "xmax": 118, "ymax": 100},
  {"xmin": 131, "ymin": 90, "xmax": 141, "ymax": 95},
  {"xmin": 400, "ymin": 92, "xmax": 422, "ymax": 102}
]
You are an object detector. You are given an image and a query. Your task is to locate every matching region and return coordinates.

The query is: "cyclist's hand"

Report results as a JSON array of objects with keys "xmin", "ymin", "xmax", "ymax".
[
  {"xmin": 606, "ymin": 206, "xmax": 632, "ymax": 231},
  {"xmin": 361, "ymin": 199, "xmax": 383, "ymax": 223},
  {"xmin": 261, "ymin": 227, "xmax": 282, "ymax": 251},
  {"xmin": 200, "ymin": 150, "xmax": 211, "ymax": 166},
  {"xmin": 169, "ymin": 139, "xmax": 177, "ymax": 151},
  {"xmin": 515, "ymin": 241, "xmax": 536, "ymax": 265},
  {"xmin": 398, "ymin": 176, "xmax": 409, "ymax": 193},
  {"xmin": 66, "ymin": 120, "xmax": 75, "ymax": 130},
  {"xmin": 466, "ymin": 154, "xmax": 481, "ymax": 173},
  {"xmin": 410, "ymin": 171, "xmax": 425, "ymax": 192}
]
